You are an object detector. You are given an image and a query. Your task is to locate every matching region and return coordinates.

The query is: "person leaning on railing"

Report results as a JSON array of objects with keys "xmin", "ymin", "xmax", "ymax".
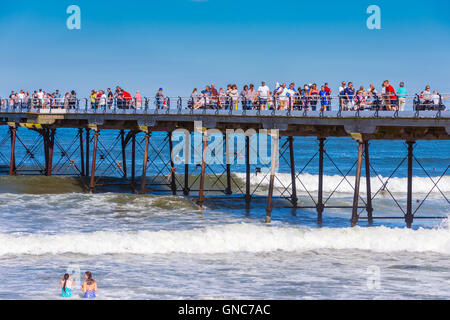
[{"xmin": 396, "ymin": 82, "xmax": 408, "ymax": 111}]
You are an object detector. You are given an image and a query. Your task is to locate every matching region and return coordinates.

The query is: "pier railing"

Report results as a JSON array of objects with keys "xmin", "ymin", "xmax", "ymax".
[{"xmin": 0, "ymin": 94, "xmax": 448, "ymax": 117}]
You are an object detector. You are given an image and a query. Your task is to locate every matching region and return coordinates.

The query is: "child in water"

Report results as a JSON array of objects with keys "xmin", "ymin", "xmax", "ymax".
[
  {"xmin": 81, "ymin": 271, "xmax": 98, "ymax": 299},
  {"xmin": 60, "ymin": 273, "xmax": 75, "ymax": 298}
]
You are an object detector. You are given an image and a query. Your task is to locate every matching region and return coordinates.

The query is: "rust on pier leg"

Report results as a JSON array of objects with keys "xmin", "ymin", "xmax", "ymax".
[
  {"xmin": 197, "ymin": 130, "xmax": 208, "ymax": 207},
  {"xmin": 364, "ymin": 141, "xmax": 374, "ymax": 224},
  {"xmin": 351, "ymin": 140, "xmax": 364, "ymax": 227},
  {"xmin": 140, "ymin": 132, "xmax": 151, "ymax": 194},
  {"xmin": 288, "ymin": 136, "xmax": 298, "ymax": 207},
  {"xmin": 406, "ymin": 140, "xmax": 415, "ymax": 228},
  {"xmin": 9, "ymin": 126, "xmax": 16, "ymax": 176},
  {"xmin": 89, "ymin": 130, "xmax": 99, "ymax": 193},
  {"xmin": 265, "ymin": 130, "xmax": 279, "ymax": 223}
]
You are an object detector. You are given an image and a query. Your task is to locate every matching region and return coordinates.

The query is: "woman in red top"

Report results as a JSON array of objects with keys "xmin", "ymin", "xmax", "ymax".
[{"xmin": 384, "ymin": 81, "xmax": 397, "ymax": 111}]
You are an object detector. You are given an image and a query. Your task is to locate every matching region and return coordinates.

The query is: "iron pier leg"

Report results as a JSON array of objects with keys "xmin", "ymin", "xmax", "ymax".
[
  {"xmin": 289, "ymin": 136, "xmax": 298, "ymax": 207},
  {"xmin": 183, "ymin": 162, "xmax": 190, "ymax": 195},
  {"xmin": 9, "ymin": 126, "xmax": 16, "ymax": 176},
  {"xmin": 224, "ymin": 133, "xmax": 232, "ymax": 195},
  {"xmin": 43, "ymin": 129, "xmax": 49, "ymax": 176},
  {"xmin": 86, "ymin": 128, "xmax": 90, "ymax": 177},
  {"xmin": 183, "ymin": 132, "xmax": 190, "ymax": 196},
  {"xmin": 131, "ymin": 131, "xmax": 136, "ymax": 186},
  {"xmin": 364, "ymin": 141, "xmax": 374, "ymax": 225},
  {"xmin": 225, "ymin": 164, "xmax": 232, "ymax": 195},
  {"xmin": 79, "ymin": 128, "xmax": 85, "ymax": 176},
  {"xmin": 47, "ymin": 129, "xmax": 55, "ymax": 176},
  {"xmin": 351, "ymin": 140, "xmax": 364, "ymax": 227},
  {"xmin": 120, "ymin": 130, "xmax": 127, "ymax": 178},
  {"xmin": 169, "ymin": 132, "xmax": 177, "ymax": 195},
  {"xmin": 316, "ymin": 138, "xmax": 325, "ymax": 224},
  {"xmin": 89, "ymin": 130, "xmax": 99, "ymax": 193},
  {"xmin": 245, "ymin": 135, "xmax": 251, "ymax": 203},
  {"xmin": 141, "ymin": 132, "xmax": 150, "ymax": 194},
  {"xmin": 265, "ymin": 131, "xmax": 279, "ymax": 223},
  {"xmin": 197, "ymin": 131, "xmax": 208, "ymax": 207},
  {"xmin": 406, "ymin": 141, "xmax": 415, "ymax": 228}
]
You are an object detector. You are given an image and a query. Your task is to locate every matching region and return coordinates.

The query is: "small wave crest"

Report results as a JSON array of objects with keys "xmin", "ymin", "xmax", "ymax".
[
  {"xmin": 234, "ymin": 173, "xmax": 450, "ymax": 194},
  {"xmin": 1, "ymin": 223, "xmax": 449, "ymax": 256}
]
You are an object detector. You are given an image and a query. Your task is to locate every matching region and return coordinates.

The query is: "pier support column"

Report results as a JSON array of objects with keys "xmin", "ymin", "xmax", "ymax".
[
  {"xmin": 316, "ymin": 138, "xmax": 325, "ymax": 224},
  {"xmin": 265, "ymin": 130, "xmax": 279, "ymax": 223},
  {"xmin": 120, "ymin": 130, "xmax": 127, "ymax": 178},
  {"xmin": 197, "ymin": 130, "xmax": 208, "ymax": 207},
  {"xmin": 183, "ymin": 131, "xmax": 191, "ymax": 196},
  {"xmin": 168, "ymin": 132, "xmax": 177, "ymax": 195},
  {"xmin": 364, "ymin": 141, "xmax": 374, "ymax": 224},
  {"xmin": 47, "ymin": 129, "xmax": 55, "ymax": 176},
  {"xmin": 131, "ymin": 131, "xmax": 136, "ymax": 186},
  {"xmin": 43, "ymin": 129, "xmax": 49, "ymax": 176},
  {"xmin": 224, "ymin": 133, "xmax": 232, "ymax": 195},
  {"xmin": 288, "ymin": 136, "xmax": 298, "ymax": 207},
  {"xmin": 183, "ymin": 162, "xmax": 190, "ymax": 195},
  {"xmin": 406, "ymin": 141, "xmax": 415, "ymax": 228},
  {"xmin": 9, "ymin": 126, "xmax": 16, "ymax": 176},
  {"xmin": 79, "ymin": 128, "xmax": 85, "ymax": 176},
  {"xmin": 351, "ymin": 140, "xmax": 364, "ymax": 227},
  {"xmin": 86, "ymin": 128, "xmax": 90, "ymax": 177},
  {"xmin": 245, "ymin": 135, "xmax": 251, "ymax": 203},
  {"xmin": 140, "ymin": 132, "xmax": 151, "ymax": 194},
  {"xmin": 89, "ymin": 130, "xmax": 99, "ymax": 193}
]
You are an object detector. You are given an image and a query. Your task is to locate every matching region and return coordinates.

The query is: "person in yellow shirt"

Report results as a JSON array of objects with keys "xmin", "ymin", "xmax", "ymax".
[{"xmin": 90, "ymin": 90, "xmax": 97, "ymax": 109}]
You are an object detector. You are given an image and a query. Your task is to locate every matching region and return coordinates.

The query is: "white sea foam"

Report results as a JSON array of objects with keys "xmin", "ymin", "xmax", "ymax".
[
  {"xmin": 1, "ymin": 223, "xmax": 449, "ymax": 256},
  {"xmin": 234, "ymin": 172, "xmax": 450, "ymax": 194}
]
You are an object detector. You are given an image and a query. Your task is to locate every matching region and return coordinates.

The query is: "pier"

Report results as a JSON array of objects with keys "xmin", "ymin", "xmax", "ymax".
[{"xmin": 1, "ymin": 102, "xmax": 449, "ymax": 228}]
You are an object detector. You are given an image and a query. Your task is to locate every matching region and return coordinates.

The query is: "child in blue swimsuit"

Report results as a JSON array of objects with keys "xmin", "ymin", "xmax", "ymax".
[{"xmin": 60, "ymin": 273, "xmax": 75, "ymax": 298}]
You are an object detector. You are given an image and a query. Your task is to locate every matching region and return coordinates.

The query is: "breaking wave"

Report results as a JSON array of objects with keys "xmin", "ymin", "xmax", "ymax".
[
  {"xmin": 234, "ymin": 172, "xmax": 450, "ymax": 194},
  {"xmin": 1, "ymin": 223, "xmax": 449, "ymax": 256}
]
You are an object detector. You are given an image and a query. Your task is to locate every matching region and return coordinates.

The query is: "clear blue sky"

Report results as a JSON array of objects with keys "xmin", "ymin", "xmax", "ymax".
[{"xmin": 0, "ymin": 0, "xmax": 449, "ymax": 97}]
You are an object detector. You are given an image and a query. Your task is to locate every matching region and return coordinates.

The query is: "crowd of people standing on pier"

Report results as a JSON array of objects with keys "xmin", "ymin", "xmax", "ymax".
[
  {"xmin": 1, "ymin": 86, "xmax": 145, "ymax": 110},
  {"xmin": 189, "ymin": 81, "xmax": 447, "ymax": 111},
  {"xmin": 1, "ymin": 81, "xmax": 447, "ymax": 112}
]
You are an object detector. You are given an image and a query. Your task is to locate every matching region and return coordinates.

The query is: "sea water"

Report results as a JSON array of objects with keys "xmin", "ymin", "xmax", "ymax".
[{"xmin": 0, "ymin": 127, "xmax": 448, "ymax": 299}]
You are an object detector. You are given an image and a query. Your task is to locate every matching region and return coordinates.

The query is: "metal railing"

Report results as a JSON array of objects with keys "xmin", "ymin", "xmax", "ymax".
[{"xmin": 0, "ymin": 94, "xmax": 448, "ymax": 118}]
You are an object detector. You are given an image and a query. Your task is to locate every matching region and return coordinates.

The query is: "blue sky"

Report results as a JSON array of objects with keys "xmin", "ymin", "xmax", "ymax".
[{"xmin": 0, "ymin": 0, "xmax": 449, "ymax": 97}]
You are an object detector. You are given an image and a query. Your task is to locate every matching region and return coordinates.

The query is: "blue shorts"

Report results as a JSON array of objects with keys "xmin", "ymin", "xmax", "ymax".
[{"xmin": 259, "ymin": 98, "xmax": 268, "ymax": 105}]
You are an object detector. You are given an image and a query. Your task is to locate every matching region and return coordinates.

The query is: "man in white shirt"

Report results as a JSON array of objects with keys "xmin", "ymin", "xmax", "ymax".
[
  {"xmin": 257, "ymin": 81, "xmax": 270, "ymax": 110},
  {"xmin": 338, "ymin": 81, "xmax": 346, "ymax": 110},
  {"xmin": 277, "ymin": 83, "xmax": 289, "ymax": 110},
  {"xmin": 287, "ymin": 82, "xmax": 296, "ymax": 110},
  {"xmin": 17, "ymin": 91, "xmax": 25, "ymax": 102},
  {"xmin": 36, "ymin": 89, "xmax": 44, "ymax": 106}
]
